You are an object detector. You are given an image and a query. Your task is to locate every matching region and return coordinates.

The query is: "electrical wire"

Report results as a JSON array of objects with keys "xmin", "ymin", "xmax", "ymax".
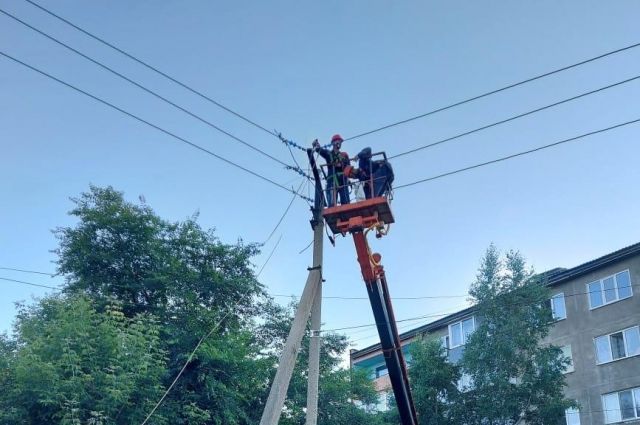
[
  {"xmin": 139, "ymin": 233, "xmax": 293, "ymax": 424},
  {"xmin": 348, "ymin": 311, "xmax": 459, "ymax": 344},
  {"xmin": 344, "ymin": 41, "xmax": 640, "ymax": 141},
  {"xmin": 394, "ymin": 117, "xmax": 640, "ymax": 189},
  {"xmin": 21, "ymin": 0, "xmax": 279, "ymax": 140},
  {"xmin": 344, "ymin": 304, "xmax": 471, "ymax": 341},
  {"xmin": 389, "ymin": 75, "xmax": 640, "ymax": 159},
  {"xmin": 257, "ymin": 235, "xmax": 283, "ymax": 277},
  {"xmin": 298, "ymin": 239, "xmax": 314, "ymax": 254},
  {"xmin": 283, "ymin": 136, "xmax": 307, "ymax": 177},
  {"xmin": 4, "ymin": 270, "xmax": 640, "ymax": 384},
  {"xmin": 0, "ymin": 51, "xmax": 313, "ymax": 203},
  {"xmin": 271, "ymin": 293, "xmax": 467, "ymax": 300},
  {"xmin": 324, "ymin": 312, "xmax": 457, "ymax": 333},
  {"xmin": 1, "ymin": 274, "xmax": 463, "ymax": 303},
  {"xmin": 0, "ymin": 276, "xmax": 59, "ymax": 290},
  {"xmin": 3, "ymin": 187, "xmax": 305, "ymax": 425},
  {"xmin": 0, "ymin": 9, "xmax": 296, "ymax": 171},
  {"xmin": 0, "ymin": 267, "xmax": 55, "ymax": 276},
  {"xmin": 262, "ymin": 179, "xmax": 305, "ymax": 245},
  {"xmin": 19, "ymin": 0, "xmax": 312, "ymax": 179},
  {"xmin": 320, "ymin": 283, "xmax": 640, "ymax": 333},
  {"xmin": 4, "ymin": 271, "xmax": 637, "ymax": 305}
]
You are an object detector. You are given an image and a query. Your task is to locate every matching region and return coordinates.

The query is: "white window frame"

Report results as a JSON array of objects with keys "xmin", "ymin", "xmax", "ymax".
[
  {"xmin": 440, "ymin": 335, "xmax": 450, "ymax": 350},
  {"xmin": 448, "ymin": 316, "xmax": 476, "ymax": 349},
  {"xmin": 376, "ymin": 390, "xmax": 390, "ymax": 412},
  {"xmin": 602, "ymin": 387, "xmax": 640, "ymax": 424},
  {"xmin": 565, "ymin": 407, "xmax": 581, "ymax": 425},
  {"xmin": 560, "ymin": 345, "xmax": 574, "ymax": 374},
  {"xmin": 594, "ymin": 325, "xmax": 640, "ymax": 365},
  {"xmin": 551, "ymin": 292, "xmax": 567, "ymax": 320},
  {"xmin": 587, "ymin": 269, "xmax": 633, "ymax": 310}
]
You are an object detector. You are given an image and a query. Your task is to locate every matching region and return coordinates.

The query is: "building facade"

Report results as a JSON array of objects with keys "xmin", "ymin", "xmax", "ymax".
[{"xmin": 350, "ymin": 243, "xmax": 640, "ymax": 424}]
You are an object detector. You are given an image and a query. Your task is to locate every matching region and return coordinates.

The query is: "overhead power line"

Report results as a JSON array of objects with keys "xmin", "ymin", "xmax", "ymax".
[
  {"xmin": 4, "ymin": 272, "xmax": 640, "ymax": 345},
  {"xmin": 0, "ymin": 269, "xmax": 465, "ymax": 301},
  {"xmin": 257, "ymin": 235, "xmax": 283, "ymax": 277},
  {"xmin": 138, "ymin": 238, "xmax": 313, "ymax": 425},
  {"xmin": 0, "ymin": 9, "xmax": 297, "ymax": 171},
  {"xmin": 0, "ymin": 51, "xmax": 313, "ymax": 203},
  {"xmin": 390, "ymin": 75, "xmax": 640, "ymax": 159},
  {"xmin": 20, "ymin": 0, "xmax": 311, "ymax": 176},
  {"xmin": 324, "ymin": 312, "xmax": 457, "ymax": 333},
  {"xmin": 320, "ymin": 283, "xmax": 640, "ymax": 333},
  {"xmin": 4, "ymin": 269, "xmax": 638, "ymax": 305},
  {"xmin": 0, "ymin": 267, "xmax": 55, "ymax": 276},
  {"xmin": 395, "ymin": 117, "xmax": 640, "ymax": 189},
  {"xmin": 22, "ymin": 0, "xmax": 279, "ymax": 140},
  {"xmin": 262, "ymin": 192, "xmax": 297, "ymax": 244},
  {"xmin": 348, "ymin": 310, "xmax": 463, "ymax": 344},
  {"xmin": 344, "ymin": 41, "xmax": 640, "ymax": 141},
  {"xmin": 271, "ymin": 293, "xmax": 467, "ymax": 300},
  {"xmin": 0, "ymin": 276, "xmax": 59, "ymax": 290}
]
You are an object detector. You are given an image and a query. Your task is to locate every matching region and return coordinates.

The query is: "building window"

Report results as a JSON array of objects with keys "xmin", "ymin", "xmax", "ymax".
[
  {"xmin": 565, "ymin": 407, "xmax": 580, "ymax": 425},
  {"xmin": 551, "ymin": 293, "xmax": 567, "ymax": 320},
  {"xmin": 588, "ymin": 270, "xmax": 633, "ymax": 309},
  {"xmin": 560, "ymin": 345, "xmax": 574, "ymax": 373},
  {"xmin": 440, "ymin": 335, "xmax": 450, "ymax": 350},
  {"xmin": 375, "ymin": 365, "xmax": 389, "ymax": 378},
  {"xmin": 602, "ymin": 387, "xmax": 640, "ymax": 423},
  {"xmin": 457, "ymin": 372, "xmax": 474, "ymax": 392},
  {"xmin": 375, "ymin": 391, "xmax": 390, "ymax": 412},
  {"xmin": 449, "ymin": 317, "xmax": 475, "ymax": 348},
  {"xmin": 594, "ymin": 326, "xmax": 640, "ymax": 364}
]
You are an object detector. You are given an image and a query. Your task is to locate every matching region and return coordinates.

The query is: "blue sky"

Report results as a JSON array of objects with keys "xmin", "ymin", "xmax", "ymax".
[{"xmin": 1, "ymin": 0, "xmax": 639, "ymax": 351}]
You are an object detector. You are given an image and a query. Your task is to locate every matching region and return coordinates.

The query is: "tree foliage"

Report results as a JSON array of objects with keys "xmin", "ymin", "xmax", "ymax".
[
  {"xmin": 0, "ymin": 295, "xmax": 166, "ymax": 424},
  {"xmin": 1, "ymin": 185, "xmax": 382, "ymax": 424},
  {"xmin": 409, "ymin": 245, "xmax": 575, "ymax": 425},
  {"xmin": 461, "ymin": 245, "xmax": 575, "ymax": 425},
  {"xmin": 408, "ymin": 337, "xmax": 461, "ymax": 425}
]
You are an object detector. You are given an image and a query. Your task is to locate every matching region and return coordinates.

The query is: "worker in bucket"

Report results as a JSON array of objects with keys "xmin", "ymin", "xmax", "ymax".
[
  {"xmin": 312, "ymin": 134, "xmax": 351, "ymax": 207},
  {"xmin": 348, "ymin": 147, "xmax": 394, "ymax": 199}
]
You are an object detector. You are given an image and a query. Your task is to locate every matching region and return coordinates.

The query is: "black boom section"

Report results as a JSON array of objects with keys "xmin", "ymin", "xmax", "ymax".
[{"xmin": 365, "ymin": 275, "xmax": 418, "ymax": 425}]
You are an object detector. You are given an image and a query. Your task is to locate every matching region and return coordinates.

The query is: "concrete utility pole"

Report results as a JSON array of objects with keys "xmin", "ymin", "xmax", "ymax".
[
  {"xmin": 305, "ymin": 262, "xmax": 322, "ymax": 425},
  {"xmin": 258, "ymin": 221, "xmax": 323, "ymax": 425},
  {"xmin": 259, "ymin": 148, "xmax": 326, "ymax": 425}
]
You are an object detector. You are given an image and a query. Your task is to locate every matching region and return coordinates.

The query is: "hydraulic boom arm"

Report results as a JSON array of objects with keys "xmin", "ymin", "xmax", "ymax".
[
  {"xmin": 312, "ymin": 146, "xmax": 417, "ymax": 424},
  {"xmin": 352, "ymin": 229, "xmax": 418, "ymax": 425}
]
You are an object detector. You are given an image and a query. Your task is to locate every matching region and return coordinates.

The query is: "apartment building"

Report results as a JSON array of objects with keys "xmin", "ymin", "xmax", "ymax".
[{"xmin": 350, "ymin": 242, "xmax": 640, "ymax": 424}]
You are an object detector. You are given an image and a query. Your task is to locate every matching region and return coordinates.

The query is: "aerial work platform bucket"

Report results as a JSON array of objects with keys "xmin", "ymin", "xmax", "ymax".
[{"xmin": 322, "ymin": 196, "xmax": 394, "ymax": 235}]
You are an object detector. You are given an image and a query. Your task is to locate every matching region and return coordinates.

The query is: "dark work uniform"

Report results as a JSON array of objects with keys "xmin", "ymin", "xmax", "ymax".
[
  {"xmin": 316, "ymin": 147, "xmax": 351, "ymax": 207},
  {"xmin": 354, "ymin": 147, "xmax": 394, "ymax": 199}
]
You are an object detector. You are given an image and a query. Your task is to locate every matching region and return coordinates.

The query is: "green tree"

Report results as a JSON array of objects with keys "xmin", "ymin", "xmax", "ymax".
[
  {"xmin": 459, "ymin": 245, "xmax": 575, "ymax": 425},
  {"xmin": 53, "ymin": 186, "xmax": 270, "ymax": 424},
  {"xmin": 0, "ymin": 295, "xmax": 166, "ymax": 425},
  {"xmin": 408, "ymin": 337, "xmax": 461, "ymax": 425},
  {"xmin": 405, "ymin": 246, "xmax": 575, "ymax": 425},
  {"xmin": 1, "ymin": 185, "xmax": 385, "ymax": 424}
]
